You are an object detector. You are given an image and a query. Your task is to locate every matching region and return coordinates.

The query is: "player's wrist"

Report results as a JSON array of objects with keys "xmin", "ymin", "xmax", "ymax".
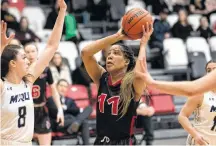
[{"xmin": 58, "ymin": 108, "xmax": 64, "ymax": 115}]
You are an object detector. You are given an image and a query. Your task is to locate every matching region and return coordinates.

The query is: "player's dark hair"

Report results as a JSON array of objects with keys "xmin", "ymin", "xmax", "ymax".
[
  {"xmin": 205, "ymin": 60, "xmax": 216, "ymax": 71},
  {"xmin": 1, "ymin": 45, "xmax": 22, "ymax": 80}
]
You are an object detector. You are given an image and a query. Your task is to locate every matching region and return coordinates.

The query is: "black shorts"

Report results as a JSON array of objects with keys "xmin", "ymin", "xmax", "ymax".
[
  {"xmin": 94, "ymin": 135, "xmax": 137, "ymax": 145},
  {"xmin": 34, "ymin": 106, "xmax": 52, "ymax": 134}
]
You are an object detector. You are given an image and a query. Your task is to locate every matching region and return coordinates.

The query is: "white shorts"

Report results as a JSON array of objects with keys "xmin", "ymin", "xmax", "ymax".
[
  {"xmin": 1, "ymin": 139, "xmax": 32, "ymax": 146},
  {"xmin": 186, "ymin": 134, "xmax": 216, "ymax": 146}
]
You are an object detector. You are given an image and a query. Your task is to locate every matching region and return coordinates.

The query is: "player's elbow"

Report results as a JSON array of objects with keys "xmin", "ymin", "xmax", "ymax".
[
  {"xmin": 134, "ymin": 70, "xmax": 144, "ymax": 81},
  {"xmin": 178, "ymin": 114, "xmax": 183, "ymax": 124},
  {"xmin": 81, "ymin": 47, "xmax": 90, "ymax": 58}
]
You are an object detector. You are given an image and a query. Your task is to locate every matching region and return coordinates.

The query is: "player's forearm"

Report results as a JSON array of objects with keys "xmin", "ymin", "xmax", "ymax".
[
  {"xmin": 149, "ymin": 80, "xmax": 194, "ymax": 97},
  {"xmin": 134, "ymin": 42, "xmax": 148, "ymax": 74},
  {"xmin": 51, "ymin": 87, "xmax": 62, "ymax": 110},
  {"xmin": 81, "ymin": 34, "xmax": 121, "ymax": 57},
  {"xmin": 150, "ymin": 69, "xmax": 216, "ymax": 97},
  {"xmin": 178, "ymin": 115, "xmax": 199, "ymax": 138},
  {"xmin": 46, "ymin": 9, "xmax": 66, "ymax": 50}
]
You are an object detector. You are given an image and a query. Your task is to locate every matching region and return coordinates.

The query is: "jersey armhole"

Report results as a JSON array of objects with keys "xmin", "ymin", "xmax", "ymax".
[{"xmin": 197, "ymin": 94, "xmax": 205, "ymax": 108}]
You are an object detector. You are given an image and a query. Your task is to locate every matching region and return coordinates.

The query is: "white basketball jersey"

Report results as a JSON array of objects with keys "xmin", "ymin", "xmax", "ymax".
[
  {"xmin": 1, "ymin": 80, "xmax": 34, "ymax": 143},
  {"xmin": 193, "ymin": 91, "xmax": 216, "ymax": 136}
]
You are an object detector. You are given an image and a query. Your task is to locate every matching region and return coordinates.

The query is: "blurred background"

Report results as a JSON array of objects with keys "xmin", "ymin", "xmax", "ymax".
[{"xmin": 1, "ymin": 0, "xmax": 216, "ymax": 145}]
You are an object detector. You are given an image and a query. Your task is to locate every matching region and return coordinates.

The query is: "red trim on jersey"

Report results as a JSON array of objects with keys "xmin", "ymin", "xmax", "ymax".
[
  {"xmin": 129, "ymin": 116, "xmax": 136, "ymax": 146},
  {"xmin": 108, "ymin": 75, "xmax": 122, "ymax": 86}
]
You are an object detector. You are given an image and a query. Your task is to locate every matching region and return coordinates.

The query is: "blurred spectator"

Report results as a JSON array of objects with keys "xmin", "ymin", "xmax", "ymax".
[
  {"xmin": 205, "ymin": 0, "xmax": 216, "ymax": 13},
  {"xmin": 213, "ymin": 21, "xmax": 216, "ymax": 34},
  {"xmin": 197, "ymin": 16, "xmax": 215, "ymax": 39},
  {"xmin": 72, "ymin": 62, "xmax": 92, "ymax": 87},
  {"xmin": 172, "ymin": 9, "xmax": 193, "ymax": 40},
  {"xmin": 205, "ymin": 0, "xmax": 216, "ymax": 22},
  {"xmin": 171, "ymin": 0, "xmax": 190, "ymax": 12},
  {"xmin": 1, "ymin": 0, "xmax": 19, "ymax": 30},
  {"xmin": 8, "ymin": 38, "xmax": 22, "ymax": 46},
  {"xmin": 15, "ymin": 17, "xmax": 41, "ymax": 45},
  {"xmin": 47, "ymin": 79, "xmax": 92, "ymax": 145},
  {"xmin": 189, "ymin": 0, "xmax": 207, "ymax": 14},
  {"xmin": 137, "ymin": 101, "xmax": 155, "ymax": 145},
  {"xmin": 87, "ymin": 0, "xmax": 109, "ymax": 21},
  {"xmin": 44, "ymin": 1, "xmax": 66, "ymax": 34},
  {"xmin": 64, "ymin": 12, "xmax": 84, "ymax": 45},
  {"xmin": 150, "ymin": 8, "xmax": 171, "ymax": 50},
  {"xmin": 144, "ymin": 0, "xmax": 169, "ymax": 15},
  {"xmin": 49, "ymin": 52, "xmax": 72, "ymax": 84},
  {"xmin": 44, "ymin": 1, "xmax": 83, "ymax": 47},
  {"xmin": 108, "ymin": 0, "xmax": 125, "ymax": 22}
]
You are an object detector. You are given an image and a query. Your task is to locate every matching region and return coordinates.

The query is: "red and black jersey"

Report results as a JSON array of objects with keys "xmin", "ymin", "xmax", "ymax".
[
  {"xmin": 32, "ymin": 67, "xmax": 54, "ymax": 104},
  {"xmin": 96, "ymin": 72, "xmax": 139, "ymax": 140}
]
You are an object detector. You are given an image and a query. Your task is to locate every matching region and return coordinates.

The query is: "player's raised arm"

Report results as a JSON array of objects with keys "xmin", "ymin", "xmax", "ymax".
[
  {"xmin": 27, "ymin": 0, "xmax": 66, "ymax": 83},
  {"xmin": 0, "ymin": 21, "xmax": 15, "ymax": 87},
  {"xmin": 133, "ymin": 23, "xmax": 153, "ymax": 101},
  {"xmin": 81, "ymin": 29, "xmax": 126, "ymax": 86}
]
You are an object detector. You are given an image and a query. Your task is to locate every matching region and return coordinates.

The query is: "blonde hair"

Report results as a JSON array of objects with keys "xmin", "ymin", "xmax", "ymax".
[{"xmin": 119, "ymin": 71, "xmax": 135, "ymax": 118}]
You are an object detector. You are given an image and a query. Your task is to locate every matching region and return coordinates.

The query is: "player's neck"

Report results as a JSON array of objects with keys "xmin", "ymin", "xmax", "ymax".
[
  {"xmin": 110, "ymin": 71, "xmax": 125, "ymax": 84},
  {"xmin": 5, "ymin": 71, "xmax": 23, "ymax": 84}
]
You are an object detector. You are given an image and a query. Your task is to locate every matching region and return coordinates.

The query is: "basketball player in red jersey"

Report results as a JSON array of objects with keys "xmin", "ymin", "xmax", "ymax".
[{"xmin": 81, "ymin": 23, "xmax": 153, "ymax": 145}]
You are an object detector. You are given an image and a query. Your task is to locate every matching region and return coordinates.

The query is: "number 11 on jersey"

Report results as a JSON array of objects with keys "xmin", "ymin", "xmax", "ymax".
[{"xmin": 98, "ymin": 94, "xmax": 120, "ymax": 115}]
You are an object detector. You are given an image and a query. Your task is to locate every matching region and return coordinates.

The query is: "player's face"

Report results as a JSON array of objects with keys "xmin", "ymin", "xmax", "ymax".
[
  {"xmin": 106, "ymin": 45, "xmax": 128, "ymax": 73},
  {"xmin": 57, "ymin": 81, "xmax": 69, "ymax": 96},
  {"xmin": 25, "ymin": 44, "xmax": 38, "ymax": 63},
  {"xmin": 11, "ymin": 49, "xmax": 30, "ymax": 77},
  {"xmin": 206, "ymin": 62, "xmax": 216, "ymax": 74},
  {"xmin": 52, "ymin": 53, "xmax": 62, "ymax": 67}
]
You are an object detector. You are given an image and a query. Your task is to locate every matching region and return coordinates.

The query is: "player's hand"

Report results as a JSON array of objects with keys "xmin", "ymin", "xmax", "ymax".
[
  {"xmin": 1, "ymin": 21, "xmax": 15, "ymax": 50},
  {"xmin": 147, "ymin": 106, "xmax": 155, "ymax": 116},
  {"xmin": 194, "ymin": 133, "xmax": 209, "ymax": 145},
  {"xmin": 116, "ymin": 28, "xmax": 130, "ymax": 40},
  {"xmin": 57, "ymin": 109, "xmax": 64, "ymax": 126},
  {"xmin": 140, "ymin": 22, "xmax": 153, "ymax": 45},
  {"xmin": 58, "ymin": 0, "xmax": 67, "ymax": 11}
]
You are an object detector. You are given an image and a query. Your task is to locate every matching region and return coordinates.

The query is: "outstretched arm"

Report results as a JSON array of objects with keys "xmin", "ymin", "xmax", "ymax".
[
  {"xmin": 0, "ymin": 21, "xmax": 15, "ymax": 88},
  {"xmin": 27, "ymin": 0, "xmax": 66, "ymax": 83},
  {"xmin": 136, "ymin": 44, "xmax": 216, "ymax": 97},
  {"xmin": 149, "ymin": 71, "xmax": 216, "ymax": 97}
]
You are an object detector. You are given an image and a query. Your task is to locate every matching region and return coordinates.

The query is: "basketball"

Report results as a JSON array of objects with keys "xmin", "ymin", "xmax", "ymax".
[{"xmin": 122, "ymin": 8, "xmax": 153, "ymax": 39}]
